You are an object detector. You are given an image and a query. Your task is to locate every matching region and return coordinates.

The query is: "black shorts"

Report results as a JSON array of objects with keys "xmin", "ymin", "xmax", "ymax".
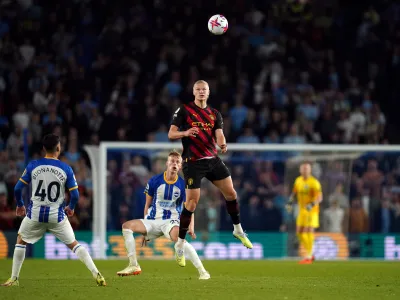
[{"xmin": 182, "ymin": 157, "xmax": 231, "ymax": 189}]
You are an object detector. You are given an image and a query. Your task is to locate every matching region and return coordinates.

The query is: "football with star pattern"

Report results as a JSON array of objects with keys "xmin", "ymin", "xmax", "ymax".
[{"xmin": 208, "ymin": 14, "xmax": 228, "ymax": 35}]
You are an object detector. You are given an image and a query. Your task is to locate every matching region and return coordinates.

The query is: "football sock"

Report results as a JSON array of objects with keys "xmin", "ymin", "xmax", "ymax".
[
  {"xmin": 307, "ymin": 232, "xmax": 315, "ymax": 258},
  {"xmin": 73, "ymin": 244, "xmax": 99, "ymax": 277},
  {"xmin": 178, "ymin": 207, "xmax": 193, "ymax": 240},
  {"xmin": 297, "ymin": 233, "xmax": 309, "ymax": 258},
  {"xmin": 226, "ymin": 199, "xmax": 241, "ymax": 225},
  {"xmin": 233, "ymin": 224, "xmax": 244, "ymax": 234},
  {"xmin": 11, "ymin": 244, "xmax": 26, "ymax": 280},
  {"xmin": 122, "ymin": 229, "xmax": 138, "ymax": 266},
  {"xmin": 184, "ymin": 242, "xmax": 206, "ymax": 273}
]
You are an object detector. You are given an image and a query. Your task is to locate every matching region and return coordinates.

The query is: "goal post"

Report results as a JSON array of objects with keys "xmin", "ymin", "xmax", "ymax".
[{"xmin": 84, "ymin": 142, "xmax": 400, "ymax": 259}]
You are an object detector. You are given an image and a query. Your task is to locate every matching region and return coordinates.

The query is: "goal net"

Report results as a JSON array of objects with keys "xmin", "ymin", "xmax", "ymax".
[{"xmin": 83, "ymin": 143, "xmax": 400, "ymax": 260}]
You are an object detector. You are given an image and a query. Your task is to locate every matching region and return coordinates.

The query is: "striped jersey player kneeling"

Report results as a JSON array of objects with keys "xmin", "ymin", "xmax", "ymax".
[{"xmin": 117, "ymin": 151, "xmax": 210, "ymax": 280}]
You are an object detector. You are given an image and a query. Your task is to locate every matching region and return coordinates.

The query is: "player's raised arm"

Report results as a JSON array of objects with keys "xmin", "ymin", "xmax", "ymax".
[
  {"xmin": 168, "ymin": 125, "xmax": 199, "ymax": 140},
  {"xmin": 168, "ymin": 107, "xmax": 199, "ymax": 140}
]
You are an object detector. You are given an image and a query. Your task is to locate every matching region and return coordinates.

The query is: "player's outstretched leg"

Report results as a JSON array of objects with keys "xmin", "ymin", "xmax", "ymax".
[
  {"xmin": 183, "ymin": 242, "xmax": 210, "ymax": 280},
  {"xmin": 213, "ymin": 177, "xmax": 253, "ymax": 249},
  {"xmin": 68, "ymin": 242, "xmax": 106, "ymax": 286},
  {"xmin": 1, "ymin": 237, "xmax": 26, "ymax": 287},
  {"xmin": 175, "ymin": 207, "xmax": 194, "ymax": 267},
  {"xmin": 175, "ymin": 189, "xmax": 199, "ymax": 267},
  {"xmin": 170, "ymin": 226, "xmax": 210, "ymax": 279},
  {"xmin": 117, "ymin": 220, "xmax": 145, "ymax": 276}
]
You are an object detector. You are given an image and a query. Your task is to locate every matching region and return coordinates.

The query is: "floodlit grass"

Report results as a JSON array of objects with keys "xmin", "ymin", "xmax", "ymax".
[{"xmin": 0, "ymin": 260, "xmax": 399, "ymax": 300}]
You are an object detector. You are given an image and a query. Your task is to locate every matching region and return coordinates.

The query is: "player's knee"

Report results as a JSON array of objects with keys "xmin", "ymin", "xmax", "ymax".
[
  {"xmin": 66, "ymin": 240, "xmax": 79, "ymax": 250},
  {"xmin": 122, "ymin": 221, "xmax": 135, "ymax": 231},
  {"xmin": 224, "ymin": 189, "xmax": 237, "ymax": 201},
  {"xmin": 185, "ymin": 198, "xmax": 198, "ymax": 211},
  {"xmin": 169, "ymin": 227, "xmax": 179, "ymax": 242},
  {"xmin": 16, "ymin": 235, "xmax": 27, "ymax": 245}
]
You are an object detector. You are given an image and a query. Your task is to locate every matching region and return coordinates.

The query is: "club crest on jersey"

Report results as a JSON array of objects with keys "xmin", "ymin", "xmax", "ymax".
[{"xmin": 188, "ymin": 178, "xmax": 193, "ymax": 186}]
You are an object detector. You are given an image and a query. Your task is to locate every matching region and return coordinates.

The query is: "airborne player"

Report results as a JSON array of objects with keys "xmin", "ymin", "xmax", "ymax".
[{"xmin": 168, "ymin": 80, "xmax": 252, "ymax": 267}]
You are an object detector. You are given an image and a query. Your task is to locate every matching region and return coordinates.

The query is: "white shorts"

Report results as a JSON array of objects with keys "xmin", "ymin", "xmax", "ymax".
[
  {"xmin": 140, "ymin": 219, "xmax": 180, "ymax": 241},
  {"xmin": 18, "ymin": 217, "xmax": 76, "ymax": 245}
]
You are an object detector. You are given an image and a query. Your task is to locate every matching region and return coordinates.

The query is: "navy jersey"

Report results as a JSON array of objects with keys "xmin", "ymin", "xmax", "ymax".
[
  {"xmin": 144, "ymin": 172, "xmax": 186, "ymax": 220},
  {"xmin": 19, "ymin": 157, "xmax": 78, "ymax": 223}
]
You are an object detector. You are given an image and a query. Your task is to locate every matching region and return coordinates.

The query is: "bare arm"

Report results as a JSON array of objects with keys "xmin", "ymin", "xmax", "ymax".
[
  {"xmin": 168, "ymin": 125, "xmax": 198, "ymax": 140},
  {"xmin": 144, "ymin": 194, "xmax": 153, "ymax": 218},
  {"xmin": 215, "ymin": 129, "xmax": 227, "ymax": 153}
]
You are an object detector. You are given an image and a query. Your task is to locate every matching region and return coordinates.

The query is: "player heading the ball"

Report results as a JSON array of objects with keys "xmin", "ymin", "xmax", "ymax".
[
  {"xmin": 117, "ymin": 150, "xmax": 210, "ymax": 280},
  {"xmin": 1, "ymin": 134, "xmax": 106, "ymax": 287},
  {"xmin": 168, "ymin": 80, "xmax": 253, "ymax": 267}
]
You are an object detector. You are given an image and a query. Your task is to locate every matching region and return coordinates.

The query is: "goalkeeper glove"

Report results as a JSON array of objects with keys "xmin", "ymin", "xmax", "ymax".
[
  {"xmin": 285, "ymin": 195, "xmax": 295, "ymax": 213},
  {"xmin": 306, "ymin": 202, "xmax": 316, "ymax": 211}
]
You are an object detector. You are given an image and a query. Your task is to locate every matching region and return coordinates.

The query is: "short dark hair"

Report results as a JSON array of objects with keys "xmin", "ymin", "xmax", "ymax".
[{"xmin": 42, "ymin": 134, "xmax": 60, "ymax": 152}]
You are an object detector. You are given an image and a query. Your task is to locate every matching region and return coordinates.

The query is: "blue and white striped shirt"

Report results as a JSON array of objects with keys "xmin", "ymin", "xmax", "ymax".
[
  {"xmin": 19, "ymin": 157, "xmax": 78, "ymax": 223},
  {"xmin": 144, "ymin": 172, "xmax": 186, "ymax": 220}
]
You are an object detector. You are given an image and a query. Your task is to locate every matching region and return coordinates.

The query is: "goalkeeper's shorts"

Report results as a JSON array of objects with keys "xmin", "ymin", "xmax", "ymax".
[{"xmin": 296, "ymin": 211, "xmax": 319, "ymax": 228}]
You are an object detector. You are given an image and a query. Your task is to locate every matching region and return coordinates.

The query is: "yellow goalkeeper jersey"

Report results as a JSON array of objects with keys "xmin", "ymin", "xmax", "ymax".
[{"xmin": 293, "ymin": 176, "xmax": 322, "ymax": 213}]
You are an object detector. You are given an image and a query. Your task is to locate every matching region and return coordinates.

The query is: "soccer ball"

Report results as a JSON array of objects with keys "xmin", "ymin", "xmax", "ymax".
[{"xmin": 208, "ymin": 14, "xmax": 228, "ymax": 35}]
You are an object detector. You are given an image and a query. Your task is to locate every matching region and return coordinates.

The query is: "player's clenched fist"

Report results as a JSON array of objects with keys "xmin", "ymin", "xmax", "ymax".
[
  {"xmin": 184, "ymin": 127, "xmax": 199, "ymax": 137},
  {"xmin": 16, "ymin": 206, "xmax": 26, "ymax": 216},
  {"xmin": 65, "ymin": 206, "xmax": 74, "ymax": 217}
]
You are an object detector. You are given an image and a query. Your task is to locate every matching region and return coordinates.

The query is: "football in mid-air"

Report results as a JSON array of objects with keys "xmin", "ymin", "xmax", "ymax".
[{"xmin": 208, "ymin": 14, "xmax": 228, "ymax": 35}]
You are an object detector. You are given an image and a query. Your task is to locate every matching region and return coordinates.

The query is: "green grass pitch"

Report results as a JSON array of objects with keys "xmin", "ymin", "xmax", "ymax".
[{"xmin": 0, "ymin": 260, "xmax": 399, "ymax": 300}]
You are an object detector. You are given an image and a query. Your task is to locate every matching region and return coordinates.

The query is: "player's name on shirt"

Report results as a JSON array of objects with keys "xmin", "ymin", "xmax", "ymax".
[{"xmin": 31, "ymin": 166, "xmax": 67, "ymax": 183}]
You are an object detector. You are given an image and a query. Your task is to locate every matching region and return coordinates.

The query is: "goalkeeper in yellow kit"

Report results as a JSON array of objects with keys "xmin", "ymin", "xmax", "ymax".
[{"xmin": 286, "ymin": 162, "xmax": 322, "ymax": 264}]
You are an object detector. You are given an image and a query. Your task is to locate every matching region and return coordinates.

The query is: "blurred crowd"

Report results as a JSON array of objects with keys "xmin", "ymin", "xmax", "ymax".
[{"xmin": 1, "ymin": 0, "xmax": 400, "ymax": 245}]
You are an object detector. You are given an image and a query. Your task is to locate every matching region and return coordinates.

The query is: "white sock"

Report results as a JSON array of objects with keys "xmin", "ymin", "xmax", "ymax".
[
  {"xmin": 184, "ymin": 242, "xmax": 206, "ymax": 273},
  {"xmin": 122, "ymin": 229, "xmax": 138, "ymax": 266},
  {"xmin": 73, "ymin": 244, "xmax": 99, "ymax": 277},
  {"xmin": 233, "ymin": 224, "xmax": 244, "ymax": 234},
  {"xmin": 176, "ymin": 238, "xmax": 185, "ymax": 249},
  {"xmin": 11, "ymin": 244, "xmax": 26, "ymax": 280}
]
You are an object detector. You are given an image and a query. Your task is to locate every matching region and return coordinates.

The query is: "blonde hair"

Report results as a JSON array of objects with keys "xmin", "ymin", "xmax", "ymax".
[
  {"xmin": 168, "ymin": 150, "xmax": 182, "ymax": 158},
  {"xmin": 194, "ymin": 80, "xmax": 209, "ymax": 86}
]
